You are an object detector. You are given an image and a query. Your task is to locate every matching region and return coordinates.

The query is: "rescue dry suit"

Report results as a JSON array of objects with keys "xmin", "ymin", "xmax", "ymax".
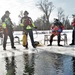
[{"xmin": 48, "ymin": 19, "xmax": 64, "ymax": 46}]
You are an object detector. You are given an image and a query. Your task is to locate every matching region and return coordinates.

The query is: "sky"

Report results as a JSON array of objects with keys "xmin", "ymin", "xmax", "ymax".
[{"xmin": 0, "ymin": 0, "xmax": 75, "ymax": 24}]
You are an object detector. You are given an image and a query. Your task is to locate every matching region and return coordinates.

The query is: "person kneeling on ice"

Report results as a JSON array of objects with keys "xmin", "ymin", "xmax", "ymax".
[
  {"xmin": 47, "ymin": 18, "xmax": 64, "ymax": 46},
  {"xmin": 20, "ymin": 10, "xmax": 37, "ymax": 49}
]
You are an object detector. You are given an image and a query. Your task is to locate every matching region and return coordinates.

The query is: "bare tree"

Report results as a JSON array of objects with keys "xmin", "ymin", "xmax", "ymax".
[
  {"xmin": 34, "ymin": 17, "xmax": 44, "ymax": 30},
  {"xmin": 36, "ymin": 0, "xmax": 54, "ymax": 26},
  {"xmin": 62, "ymin": 14, "xmax": 65, "ymax": 24},
  {"xmin": 57, "ymin": 7, "xmax": 64, "ymax": 21},
  {"xmin": 16, "ymin": 10, "xmax": 24, "ymax": 31},
  {"xmin": 18, "ymin": 10, "xmax": 24, "ymax": 18},
  {"xmin": 65, "ymin": 16, "xmax": 71, "ymax": 29}
]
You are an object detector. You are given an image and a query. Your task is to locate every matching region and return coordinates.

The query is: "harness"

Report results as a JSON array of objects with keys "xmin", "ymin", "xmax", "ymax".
[
  {"xmin": 2, "ymin": 16, "xmax": 12, "ymax": 30},
  {"xmin": 23, "ymin": 17, "xmax": 32, "ymax": 26}
]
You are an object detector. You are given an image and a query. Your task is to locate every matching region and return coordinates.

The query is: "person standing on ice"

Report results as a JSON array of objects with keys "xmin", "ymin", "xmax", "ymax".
[
  {"xmin": 69, "ymin": 15, "xmax": 75, "ymax": 45},
  {"xmin": 1, "ymin": 10, "xmax": 16, "ymax": 50},
  {"xmin": 47, "ymin": 18, "xmax": 64, "ymax": 46},
  {"xmin": 20, "ymin": 10, "xmax": 37, "ymax": 49}
]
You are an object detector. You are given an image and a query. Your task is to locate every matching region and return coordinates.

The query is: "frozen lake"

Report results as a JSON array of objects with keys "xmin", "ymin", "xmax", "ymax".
[
  {"xmin": 0, "ymin": 30, "xmax": 75, "ymax": 75},
  {"xmin": 0, "ymin": 49, "xmax": 75, "ymax": 75}
]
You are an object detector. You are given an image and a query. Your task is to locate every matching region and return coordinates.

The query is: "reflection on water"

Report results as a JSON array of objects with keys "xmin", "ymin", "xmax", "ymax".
[
  {"xmin": 1, "ymin": 50, "xmax": 75, "ymax": 75},
  {"xmin": 72, "ymin": 57, "xmax": 75, "ymax": 75},
  {"xmin": 53, "ymin": 54, "xmax": 64, "ymax": 75},
  {"xmin": 23, "ymin": 53, "xmax": 35, "ymax": 75},
  {"xmin": 5, "ymin": 53, "xmax": 16, "ymax": 75}
]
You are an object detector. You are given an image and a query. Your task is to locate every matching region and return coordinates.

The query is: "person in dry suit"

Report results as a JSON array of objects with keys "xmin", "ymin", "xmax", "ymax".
[
  {"xmin": 20, "ymin": 10, "xmax": 37, "ymax": 49},
  {"xmin": 47, "ymin": 18, "xmax": 64, "ymax": 46},
  {"xmin": 1, "ymin": 10, "xmax": 16, "ymax": 50}
]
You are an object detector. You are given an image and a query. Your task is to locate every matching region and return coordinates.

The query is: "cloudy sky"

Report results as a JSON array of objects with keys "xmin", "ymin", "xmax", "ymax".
[{"xmin": 0, "ymin": 0, "xmax": 75, "ymax": 24}]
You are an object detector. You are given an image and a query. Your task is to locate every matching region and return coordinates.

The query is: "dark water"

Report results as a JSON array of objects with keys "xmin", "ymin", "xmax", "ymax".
[{"xmin": 0, "ymin": 50, "xmax": 75, "ymax": 75}]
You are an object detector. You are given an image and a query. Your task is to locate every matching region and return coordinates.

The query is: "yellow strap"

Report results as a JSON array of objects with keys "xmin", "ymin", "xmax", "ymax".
[
  {"xmin": 2, "ymin": 22, "xmax": 6, "ymax": 28},
  {"xmin": 32, "ymin": 23, "xmax": 35, "ymax": 27},
  {"xmin": 26, "ymin": 26, "xmax": 32, "ymax": 29}
]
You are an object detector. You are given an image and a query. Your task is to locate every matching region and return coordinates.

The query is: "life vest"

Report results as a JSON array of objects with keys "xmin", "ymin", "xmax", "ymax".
[
  {"xmin": 21, "ymin": 17, "xmax": 36, "ymax": 30},
  {"xmin": 23, "ymin": 17, "xmax": 32, "ymax": 26},
  {"xmin": 2, "ymin": 16, "xmax": 12, "ymax": 29},
  {"xmin": 52, "ymin": 26, "xmax": 62, "ymax": 32},
  {"xmin": 52, "ymin": 26, "xmax": 62, "ymax": 36}
]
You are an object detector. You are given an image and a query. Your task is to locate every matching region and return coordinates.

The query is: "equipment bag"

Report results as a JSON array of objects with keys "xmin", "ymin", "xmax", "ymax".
[{"xmin": 22, "ymin": 33, "xmax": 27, "ymax": 46}]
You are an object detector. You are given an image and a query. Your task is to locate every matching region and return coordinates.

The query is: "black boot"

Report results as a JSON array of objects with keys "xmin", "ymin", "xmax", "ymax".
[
  {"xmin": 3, "ymin": 48, "xmax": 6, "ymax": 50},
  {"xmin": 12, "ymin": 46, "xmax": 16, "ymax": 49},
  {"xmin": 23, "ymin": 45, "xmax": 28, "ymax": 49},
  {"xmin": 58, "ymin": 44, "xmax": 63, "ymax": 46},
  {"xmin": 26, "ymin": 45, "xmax": 28, "ymax": 49},
  {"xmin": 69, "ymin": 43, "xmax": 74, "ymax": 45},
  {"xmin": 47, "ymin": 39, "xmax": 52, "ymax": 46}
]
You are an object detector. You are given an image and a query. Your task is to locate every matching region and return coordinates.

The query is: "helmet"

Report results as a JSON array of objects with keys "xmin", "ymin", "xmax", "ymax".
[
  {"xmin": 54, "ymin": 18, "xmax": 59, "ymax": 22},
  {"xmin": 55, "ymin": 19, "xmax": 59, "ymax": 21},
  {"xmin": 5, "ymin": 10, "xmax": 10, "ymax": 14},
  {"xmin": 24, "ymin": 10, "xmax": 29, "ymax": 15}
]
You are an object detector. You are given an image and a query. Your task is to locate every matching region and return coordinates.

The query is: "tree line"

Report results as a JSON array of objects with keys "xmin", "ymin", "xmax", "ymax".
[{"xmin": 14, "ymin": 0, "xmax": 73, "ymax": 31}]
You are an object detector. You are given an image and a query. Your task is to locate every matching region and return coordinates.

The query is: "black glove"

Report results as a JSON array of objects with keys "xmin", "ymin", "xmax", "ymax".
[{"xmin": 34, "ymin": 27, "xmax": 37, "ymax": 29}]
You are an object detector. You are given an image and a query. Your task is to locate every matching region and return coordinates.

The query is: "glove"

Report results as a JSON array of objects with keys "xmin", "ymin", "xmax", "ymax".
[{"xmin": 34, "ymin": 27, "xmax": 37, "ymax": 29}]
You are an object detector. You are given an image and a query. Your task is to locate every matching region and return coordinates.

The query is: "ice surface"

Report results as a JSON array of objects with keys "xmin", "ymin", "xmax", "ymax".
[{"xmin": 0, "ymin": 30, "xmax": 75, "ymax": 58}]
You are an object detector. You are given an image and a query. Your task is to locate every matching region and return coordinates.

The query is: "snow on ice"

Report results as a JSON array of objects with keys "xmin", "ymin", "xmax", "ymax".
[{"xmin": 0, "ymin": 30, "xmax": 75, "ymax": 58}]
